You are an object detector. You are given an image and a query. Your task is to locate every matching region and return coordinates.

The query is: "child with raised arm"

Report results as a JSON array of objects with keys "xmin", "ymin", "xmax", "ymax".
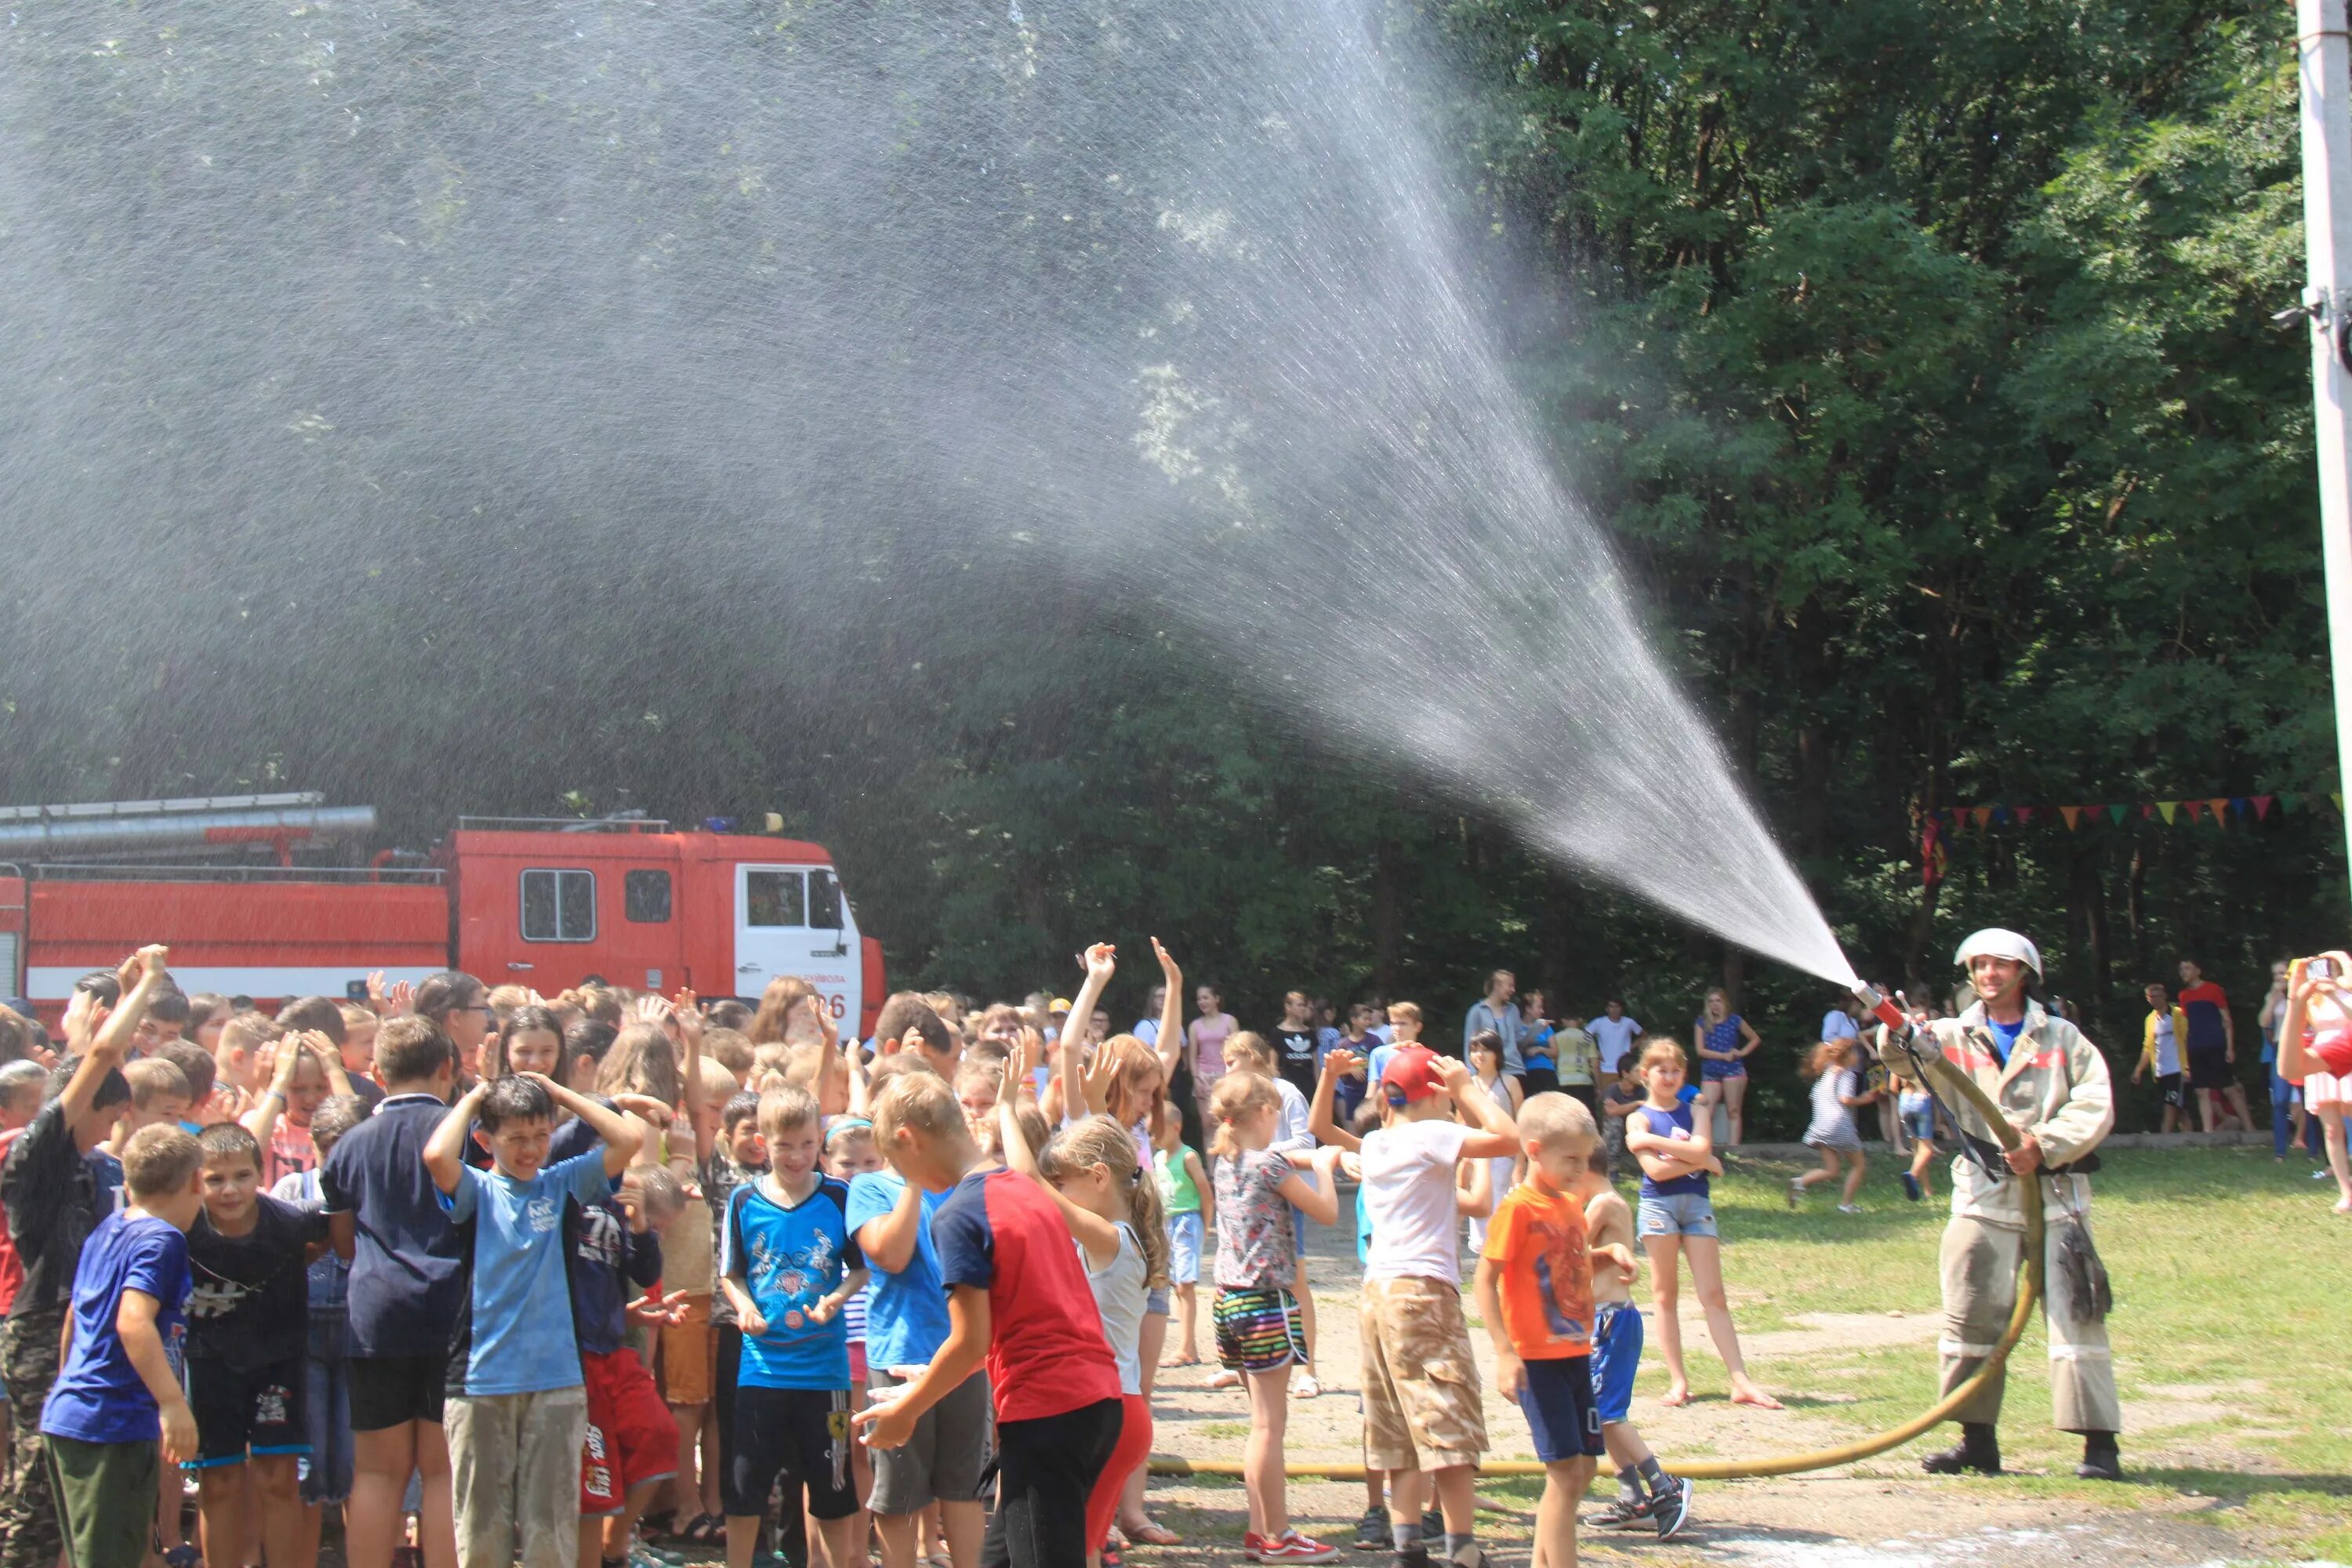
[
  {"xmin": 717, "ymin": 1087, "xmax": 868, "ymax": 1568},
  {"xmin": 1152, "ymin": 1101, "xmax": 1212, "ymax": 1367},
  {"xmin": 854, "ymin": 1072, "xmax": 1123, "ymax": 1568},
  {"xmin": 39, "ymin": 1124, "xmax": 206, "ymax": 1568},
  {"xmin": 1207, "ymin": 1072, "xmax": 1345, "ymax": 1562},
  {"xmin": 1472, "ymin": 1095, "xmax": 1615, "ymax": 1568},
  {"xmin": 1570, "ymin": 1144, "xmax": 1688, "ymax": 1538},
  {"xmin": 1624, "ymin": 1038, "xmax": 1779, "ymax": 1409},
  {"xmin": 425, "ymin": 1072, "xmax": 644, "ymax": 1568},
  {"xmin": 1312, "ymin": 1045, "xmax": 1515, "ymax": 1568}
]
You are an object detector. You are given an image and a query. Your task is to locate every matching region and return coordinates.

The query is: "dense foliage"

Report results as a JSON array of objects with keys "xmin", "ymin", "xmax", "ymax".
[{"xmin": 0, "ymin": 0, "xmax": 2338, "ymax": 1132}]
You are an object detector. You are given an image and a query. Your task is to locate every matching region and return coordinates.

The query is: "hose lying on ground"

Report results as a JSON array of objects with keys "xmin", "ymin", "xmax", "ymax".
[{"xmin": 1149, "ymin": 1047, "xmax": 2042, "ymax": 1481}]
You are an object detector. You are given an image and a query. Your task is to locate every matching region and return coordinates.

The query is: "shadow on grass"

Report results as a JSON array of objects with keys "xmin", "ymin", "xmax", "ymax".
[{"xmin": 2119, "ymin": 1467, "xmax": 2352, "ymax": 1501}]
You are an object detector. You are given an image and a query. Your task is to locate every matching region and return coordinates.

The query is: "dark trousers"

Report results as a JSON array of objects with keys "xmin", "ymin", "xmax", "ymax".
[{"xmin": 982, "ymin": 1398, "xmax": 1123, "ymax": 1568}]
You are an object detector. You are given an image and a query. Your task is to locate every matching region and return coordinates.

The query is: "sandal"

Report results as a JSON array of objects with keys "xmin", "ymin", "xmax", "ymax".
[
  {"xmin": 1125, "ymin": 1519, "xmax": 1182, "ymax": 1547},
  {"xmin": 1163, "ymin": 1355, "xmax": 1202, "ymax": 1368},
  {"xmin": 684, "ymin": 1515, "xmax": 727, "ymax": 1545}
]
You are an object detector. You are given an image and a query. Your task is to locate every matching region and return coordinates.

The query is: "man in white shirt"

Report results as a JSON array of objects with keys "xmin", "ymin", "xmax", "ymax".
[{"xmin": 1590, "ymin": 1000, "xmax": 1642, "ymax": 1075}]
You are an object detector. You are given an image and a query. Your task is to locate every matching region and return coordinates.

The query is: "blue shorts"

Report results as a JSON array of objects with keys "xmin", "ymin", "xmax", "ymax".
[
  {"xmin": 1637, "ymin": 1191, "xmax": 1717, "ymax": 1240},
  {"xmin": 1900, "ymin": 1105, "xmax": 1936, "ymax": 1142},
  {"xmin": 1291, "ymin": 1206, "xmax": 1310, "ymax": 1258},
  {"xmin": 1700, "ymin": 1058, "xmax": 1745, "ymax": 1082},
  {"xmin": 1589, "ymin": 1301, "xmax": 1642, "ymax": 1425},
  {"xmin": 1516, "ymin": 1355, "xmax": 1604, "ymax": 1464},
  {"xmin": 1167, "ymin": 1211, "xmax": 1203, "ymax": 1286}
]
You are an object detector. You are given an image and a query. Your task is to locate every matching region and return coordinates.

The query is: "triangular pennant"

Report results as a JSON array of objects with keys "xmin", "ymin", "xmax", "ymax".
[
  {"xmin": 2230, "ymin": 797, "xmax": 2250, "ymax": 818},
  {"xmin": 2334, "ymin": 793, "xmax": 2343, "ymax": 813},
  {"xmin": 2143, "ymin": 804, "xmax": 2158, "ymax": 821},
  {"xmin": 2180, "ymin": 800, "xmax": 2203, "ymax": 822},
  {"xmin": 2158, "ymin": 801, "xmax": 2180, "ymax": 823},
  {"xmin": 1994, "ymin": 806, "xmax": 2012, "ymax": 826},
  {"xmin": 2016, "ymin": 806, "xmax": 2038, "ymax": 825},
  {"xmin": 1971, "ymin": 806, "xmax": 1994, "ymax": 829},
  {"xmin": 2108, "ymin": 804, "xmax": 2129, "ymax": 825},
  {"xmin": 2253, "ymin": 794, "xmax": 2275, "ymax": 820},
  {"xmin": 2207, "ymin": 797, "xmax": 2230, "ymax": 823},
  {"xmin": 2060, "ymin": 805, "xmax": 2083, "ymax": 830}
]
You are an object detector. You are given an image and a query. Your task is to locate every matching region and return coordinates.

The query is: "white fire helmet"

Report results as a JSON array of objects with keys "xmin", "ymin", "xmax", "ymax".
[{"xmin": 1954, "ymin": 928, "xmax": 2042, "ymax": 978}]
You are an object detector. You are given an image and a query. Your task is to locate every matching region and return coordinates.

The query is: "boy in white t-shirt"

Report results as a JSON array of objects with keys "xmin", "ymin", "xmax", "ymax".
[{"xmin": 1314, "ymin": 1044, "xmax": 1516, "ymax": 1568}]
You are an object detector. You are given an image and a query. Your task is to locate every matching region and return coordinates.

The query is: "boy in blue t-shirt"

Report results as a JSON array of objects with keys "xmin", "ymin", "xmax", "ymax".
[
  {"xmin": 845, "ymin": 1075, "xmax": 987, "ymax": 1568},
  {"xmin": 41, "ymin": 1123, "xmax": 206, "ymax": 1568},
  {"xmin": 718, "ymin": 1086, "xmax": 866, "ymax": 1568},
  {"xmin": 424, "ymin": 1073, "xmax": 641, "ymax": 1568}
]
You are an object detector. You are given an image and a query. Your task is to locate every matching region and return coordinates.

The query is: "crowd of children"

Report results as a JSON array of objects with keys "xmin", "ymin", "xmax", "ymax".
[{"xmin": 0, "ymin": 942, "xmax": 1823, "ymax": 1568}]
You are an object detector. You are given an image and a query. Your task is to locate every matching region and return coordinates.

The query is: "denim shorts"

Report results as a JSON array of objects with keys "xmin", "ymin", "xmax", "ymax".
[
  {"xmin": 1900, "ymin": 1105, "xmax": 1937, "ymax": 1142},
  {"xmin": 1167, "ymin": 1210, "xmax": 1203, "ymax": 1286},
  {"xmin": 1637, "ymin": 1191, "xmax": 1717, "ymax": 1240}
]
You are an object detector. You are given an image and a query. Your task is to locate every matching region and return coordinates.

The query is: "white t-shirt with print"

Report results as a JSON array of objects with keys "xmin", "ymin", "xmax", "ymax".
[{"xmin": 1359, "ymin": 1119, "xmax": 1474, "ymax": 1284}]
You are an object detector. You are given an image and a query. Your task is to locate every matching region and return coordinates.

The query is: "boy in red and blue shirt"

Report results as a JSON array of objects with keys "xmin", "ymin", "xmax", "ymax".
[{"xmin": 855, "ymin": 1072, "xmax": 1121, "ymax": 1568}]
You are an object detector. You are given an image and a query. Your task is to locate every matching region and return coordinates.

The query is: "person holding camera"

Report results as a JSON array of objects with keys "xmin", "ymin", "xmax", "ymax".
[{"xmin": 2276, "ymin": 952, "xmax": 2352, "ymax": 1214}]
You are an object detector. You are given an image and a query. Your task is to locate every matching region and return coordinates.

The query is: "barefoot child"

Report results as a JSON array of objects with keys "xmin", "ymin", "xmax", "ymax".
[
  {"xmin": 1788, "ymin": 1040, "xmax": 1869, "ymax": 1213},
  {"xmin": 855, "ymin": 1073, "xmax": 1124, "ymax": 1568},
  {"xmin": 1472, "ymin": 1095, "xmax": 1612, "ymax": 1568},
  {"xmin": 1570, "ymin": 1150, "xmax": 1688, "ymax": 1537},
  {"xmin": 1206, "ymin": 1073, "xmax": 1343, "ymax": 1563},
  {"xmin": 1624, "ymin": 1040, "xmax": 1780, "ymax": 1410},
  {"xmin": 1151, "ymin": 1102, "xmax": 1212, "ymax": 1367}
]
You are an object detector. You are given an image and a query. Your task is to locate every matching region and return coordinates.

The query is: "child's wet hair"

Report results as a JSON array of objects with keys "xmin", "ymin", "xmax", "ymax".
[
  {"xmin": 1637, "ymin": 1036, "xmax": 1686, "ymax": 1072},
  {"xmin": 478, "ymin": 1075, "xmax": 555, "ymax": 1131},
  {"xmin": 197, "ymin": 1121, "xmax": 262, "ymax": 1167}
]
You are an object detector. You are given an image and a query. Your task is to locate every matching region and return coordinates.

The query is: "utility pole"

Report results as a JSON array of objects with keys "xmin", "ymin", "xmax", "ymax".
[{"xmin": 2298, "ymin": 0, "xmax": 2352, "ymax": 885}]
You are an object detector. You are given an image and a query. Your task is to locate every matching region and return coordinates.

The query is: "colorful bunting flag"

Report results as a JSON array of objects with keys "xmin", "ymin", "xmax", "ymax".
[
  {"xmin": 1971, "ymin": 806, "xmax": 1993, "ymax": 830},
  {"xmin": 2108, "ymin": 804, "xmax": 2129, "ymax": 825},
  {"xmin": 2206, "ymin": 797, "xmax": 2230, "ymax": 823},
  {"xmin": 2015, "ymin": 806, "xmax": 2036, "ymax": 825},
  {"xmin": 2060, "ymin": 805, "xmax": 2083, "ymax": 829},
  {"xmin": 2254, "ymin": 795, "xmax": 2275, "ymax": 820}
]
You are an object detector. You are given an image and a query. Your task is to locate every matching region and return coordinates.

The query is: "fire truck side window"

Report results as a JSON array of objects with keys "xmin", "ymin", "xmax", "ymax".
[
  {"xmin": 624, "ymin": 869, "xmax": 673, "ymax": 924},
  {"xmin": 521, "ymin": 868, "xmax": 597, "ymax": 942},
  {"xmin": 746, "ymin": 870, "xmax": 806, "ymax": 927},
  {"xmin": 808, "ymin": 868, "xmax": 843, "ymax": 930}
]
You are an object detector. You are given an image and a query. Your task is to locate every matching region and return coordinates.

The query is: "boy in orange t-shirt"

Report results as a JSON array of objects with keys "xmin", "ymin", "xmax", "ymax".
[{"xmin": 1472, "ymin": 1094, "xmax": 1631, "ymax": 1568}]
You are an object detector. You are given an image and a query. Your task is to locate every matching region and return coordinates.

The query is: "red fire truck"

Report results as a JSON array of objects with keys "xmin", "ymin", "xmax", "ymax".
[{"xmin": 0, "ymin": 794, "xmax": 883, "ymax": 1033}]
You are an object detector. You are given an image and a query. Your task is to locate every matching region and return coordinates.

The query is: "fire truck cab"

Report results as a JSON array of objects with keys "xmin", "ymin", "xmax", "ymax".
[{"xmin": 444, "ymin": 819, "xmax": 879, "ymax": 1026}]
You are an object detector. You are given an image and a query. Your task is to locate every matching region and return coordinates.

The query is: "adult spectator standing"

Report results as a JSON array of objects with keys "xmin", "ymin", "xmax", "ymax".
[
  {"xmin": 1186, "ymin": 983, "xmax": 1240, "ymax": 1126},
  {"xmin": 2176, "ymin": 960, "xmax": 2250, "ymax": 1132},
  {"xmin": 1272, "ymin": 991, "xmax": 1322, "ymax": 1102},
  {"xmin": 1893, "ymin": 930, "xmax": 2121, "ymax": 1483},
  {"xmin": 1515, "ymin": 990, "xmax": 1559, "ymax": 1097},
  {"xmin": 1591, "ymin": 1000, "xmax": 1642, "ymax": 1080},
  {"xmin": 2276, "ymin": 953, "xmax": 2352, "ymax": 1212},
  {"xmin": 1461, "ymin": 970, "xmax": 1524, "ymax": 1077}
]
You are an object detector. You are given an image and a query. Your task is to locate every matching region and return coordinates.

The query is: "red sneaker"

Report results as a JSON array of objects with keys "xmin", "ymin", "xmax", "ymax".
[
  {"xmin": 1242, "ymin": 1532, "xmax": 1270, "ymax": 1560},
  {"xmin": 1256, "ymin": 1532, "xmax": 1340, "ymax": 1563}
]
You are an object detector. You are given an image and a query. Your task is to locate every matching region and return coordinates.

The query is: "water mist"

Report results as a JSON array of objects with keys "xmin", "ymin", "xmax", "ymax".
[{"xmin": 0, "ymin": 0, "xmax": 1856, "ymax": 986}]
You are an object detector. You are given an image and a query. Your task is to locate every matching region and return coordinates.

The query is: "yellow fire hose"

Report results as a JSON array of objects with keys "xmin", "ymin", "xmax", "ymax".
[{"xmin": 1149, "ymin": 1049, "xmax": 2042, "ymax": 1481}]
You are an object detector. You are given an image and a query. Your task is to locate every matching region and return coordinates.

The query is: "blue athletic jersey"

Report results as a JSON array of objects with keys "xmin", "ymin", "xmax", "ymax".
[
  {"xmin": 722, "ymin": 1175, "xmax": 862, "ymax": 1389},
  {"xmin": 41, "ymin": 1212, "xmax": 191, "ymax": 1445}
]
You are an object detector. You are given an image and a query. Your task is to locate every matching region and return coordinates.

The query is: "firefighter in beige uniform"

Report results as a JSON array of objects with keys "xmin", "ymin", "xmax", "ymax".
[{"xmin": 1894, "ymin": 928, "xmax": 2122, "ymax": 1482}]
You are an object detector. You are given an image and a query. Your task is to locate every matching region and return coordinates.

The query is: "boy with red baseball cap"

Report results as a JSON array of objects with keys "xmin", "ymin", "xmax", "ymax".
[{"xmin": 1341, "ymin": 1044, "xmax": 1518, "ymax": 1568}]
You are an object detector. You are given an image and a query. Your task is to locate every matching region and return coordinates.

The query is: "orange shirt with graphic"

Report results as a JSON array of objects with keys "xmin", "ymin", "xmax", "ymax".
[{"xmin": 1479, "ymin": 1181, "xmax": 1594, "ymax": 1359}]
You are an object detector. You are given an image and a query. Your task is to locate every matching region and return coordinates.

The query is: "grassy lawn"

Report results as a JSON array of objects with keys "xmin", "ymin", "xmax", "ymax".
[{"xmin": 1671, "ymin": 1145, "xmax": 2352, "ymax": 1555}]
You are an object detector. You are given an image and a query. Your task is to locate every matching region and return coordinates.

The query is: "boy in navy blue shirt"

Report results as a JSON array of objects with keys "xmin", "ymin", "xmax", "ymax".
[
  {"xmin": 719, "ymin": 1086, "xmax": 866, "ymax": 1568},
  {"xmin": 426, "ymin": 1071, "xmax": 641, "ymax": 1568},
  {"xmin": 318, "ymin": 1016, "xmax": 464, "ymax": 1568},
  {"xmin": 41, "ymin": 1123, "xmax": 206, "ymax": 1568}
]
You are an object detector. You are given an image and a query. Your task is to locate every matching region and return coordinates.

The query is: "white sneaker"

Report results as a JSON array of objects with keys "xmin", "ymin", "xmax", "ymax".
[{"xmin": 1290, "ymin": 1370, "xmax": 1323, "ymax": 1399}]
